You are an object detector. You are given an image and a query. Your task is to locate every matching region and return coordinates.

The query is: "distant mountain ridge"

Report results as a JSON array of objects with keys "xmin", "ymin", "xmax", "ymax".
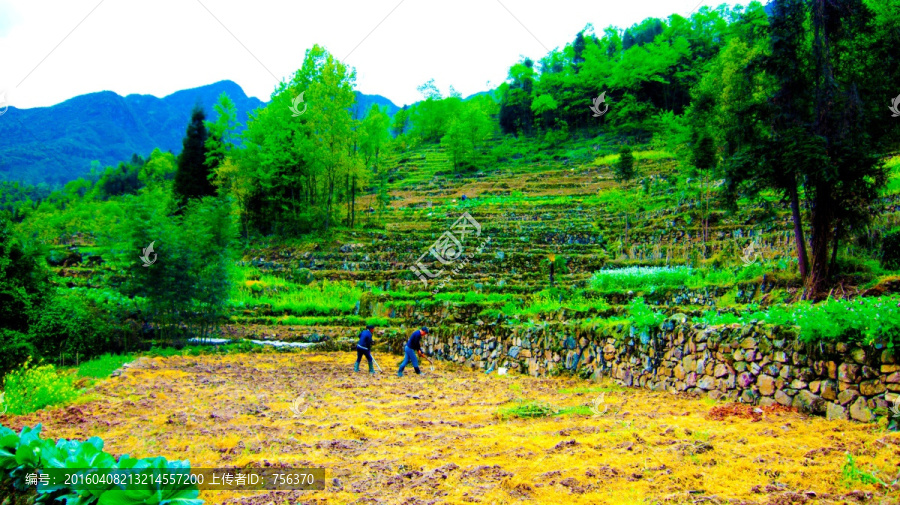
[{"xmin": 0, "ymin": 80, "xmax": 401, "ymax": 186}]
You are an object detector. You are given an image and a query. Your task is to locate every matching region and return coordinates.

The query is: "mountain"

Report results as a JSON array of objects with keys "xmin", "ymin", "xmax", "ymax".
[
  {"xmin": 352, "ymin": 91, "xmax": 401, "ymax": 119},
  {"xmin": 0, "ymin": 80, "xmax": 264, "ymax": 186},
  {"xmin": 0, "ymin": 81, "xmax": 402, "ymax": 186}
]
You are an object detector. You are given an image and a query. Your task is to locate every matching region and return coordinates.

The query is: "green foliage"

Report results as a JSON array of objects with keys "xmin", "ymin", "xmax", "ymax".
[
  {"xmin": 77, "ymin": 353, "xmax": 134, "ymax": 379},
  {"xmin": 2, "ymin": 360, "xmax": 79, "ymax": 415},
  {"xmin": 497, "ymin": 400, "xmax": 558, "ymax": 419},
  {"xmin": 627, "ymin": 297, "xmax": 665, "ymax": 334},
  {"xmin": 0, "ymin": 215, "xmax": 50, "ymax": 336},
  {"xmin": 694, "ymin": 296, "xmax": 900, "ymax": 349},
  {"xmin": 614, "ymin": 146, "xmax": 636, "ymax": 183},
  {"xmin": 840, "ymin": 453, "xmax": 887, "ymax": 488},
  {"xmin": 0, "ymin": 329, "xmax": 33, "ymax": 380},
  {"xmin": 112, "ymin": 193, "xmax": 237, "ymax": 343},
  {"xmin": 231, "ymin": 280, "xmax": 363, "ymax": 316},
  {"xmin": 0, "ymin": 424, "xmax": 202, "ymax": 505},
  {"xmin": 28, "ymin": 291, "xmax": 111, "ymax": 365},
  {"xmin": 173, "ymin": 105, "xmax": 216, "ymax": 203},
  {"xmin": 590, "ymin": 266, "xmax": 693, "ymax": 291},
  {"xmin": 879, "ymin": 230, "xmax": 900, "ymax": 270}
]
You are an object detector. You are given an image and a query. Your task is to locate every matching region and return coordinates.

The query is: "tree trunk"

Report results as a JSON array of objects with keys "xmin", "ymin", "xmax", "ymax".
[
  {"xmin": 351, "ymin": 174, "xmax": 356, "ymax": 229},
  {"xmin": 830, "ymin": 219, "xmax": 842, "ymax": 274},
  {"xmin": 806, "ymin": 190, "xmax": 833, "ymax": 297},
  {"xmin": 788, "ymin": 183, "xmax": 810, "ymax": 280},
  {"xmin": 325, "ymin": 173, "xmax": 334, "ymax": 230}
]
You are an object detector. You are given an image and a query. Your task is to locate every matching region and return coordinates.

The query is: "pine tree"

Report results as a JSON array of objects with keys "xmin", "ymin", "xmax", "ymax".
[
  {"xmin": 614, "ymin": 146, "xmax": 636, "ymax": 183},
  {"xmin": 173, "ymin": 105, "xmax": 216, "ymax": 203}
]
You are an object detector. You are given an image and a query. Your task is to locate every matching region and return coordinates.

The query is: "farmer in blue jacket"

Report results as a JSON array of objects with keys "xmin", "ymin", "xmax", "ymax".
[
  {"xmin": 354, "ymin": 324, "xmax": 375, "ymax": 374},
  {"xmin": 398, "ymin": 326, "xmax": 429, "ymax": 377}
]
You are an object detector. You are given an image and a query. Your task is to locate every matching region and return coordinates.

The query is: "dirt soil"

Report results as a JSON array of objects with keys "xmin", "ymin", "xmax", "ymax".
[{"xmin": 3, "ymin": 352, "xmax": 899, "ymax": 504}]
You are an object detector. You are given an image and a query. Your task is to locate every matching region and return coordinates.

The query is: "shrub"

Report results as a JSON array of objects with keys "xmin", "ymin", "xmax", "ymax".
[
  {"xmin": 627, "ymin": 297, "xmax": 665, "ymax": 334},
  {"xmin": 0, "ymin": 215, "xmax": 51, "ymax": 335},
  {"xmin": 0, "ymin": 329, "xmax": 33, "ymax": 378},
  {"xmin": 2, "ymin": 360, "xmax": 79, "ymax": 415},
  {"xmin": 28, "ymin": 292, "xmax": 110, "ymax": 365},
  {"xmin": 880, "ymin": 229, "xmax": 900, "ymax": 270}
]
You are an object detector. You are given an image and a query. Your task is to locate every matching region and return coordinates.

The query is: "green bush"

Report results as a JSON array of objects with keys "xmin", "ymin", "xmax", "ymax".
[
  {"xmin": 0, "ymin": 329, "xmax": 33, "ymax": 378},
  {"xmin": 880, "ymin": 229, "xmax": 900, "ymax": 270},
  {"xmin": 28, "ymin": 293, "xmax": 110, "ymax": 365},
  {"xmin": 497, "ymin": 400, "xmax": 558, "ymax": 419},
  {"xmin": 2, "ymin": 360, "xmax": 79, "ymax": 415},
  {"xmin": 0, "ymin": 215, "xmax": 51, "ymax": 335},
  {"xmin": 627, "ymin": 297, "xmax": 665, "ymax": 334}
]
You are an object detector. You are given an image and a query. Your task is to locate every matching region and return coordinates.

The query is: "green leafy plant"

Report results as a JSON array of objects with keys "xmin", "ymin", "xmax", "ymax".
[
  {"xmin": 627, "ymin": 297, "xmax": 665, "ymax": 334},
  {"xmin": 0, "ymin": 424, "xmax": 203, "ymax": 505},
  {"xmin": 497, "ymin": 400, "xmax": 559, "ymax": 419},
  {"xmin": 840, "ymin": 453, "xmax": 887, "ymax": 488}
]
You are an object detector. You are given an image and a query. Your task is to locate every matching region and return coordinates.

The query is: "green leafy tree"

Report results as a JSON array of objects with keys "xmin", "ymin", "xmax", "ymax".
[
  {"xmin": 0, "ymin": 215, "xmax": 49, "ymax": 374},
  {"xmin": 205, "ymin": 92, "xmax": 239, "ymax": 173},
  {"xmin": 139, "ymin": 148, "xmax": 178, "ymax": 189},
  {"xmin": 721, "ymin": 0, "xmax": 895, "ymax": 295},
  {"xmin": 114, "ymin": 193, "xmax": 237, "ymax": 342}
]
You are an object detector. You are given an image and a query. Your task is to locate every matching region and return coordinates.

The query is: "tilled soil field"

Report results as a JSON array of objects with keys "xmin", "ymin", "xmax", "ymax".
[{"xmin": 3, "ymin": 352, "xmax": 898, "ymax": 504}]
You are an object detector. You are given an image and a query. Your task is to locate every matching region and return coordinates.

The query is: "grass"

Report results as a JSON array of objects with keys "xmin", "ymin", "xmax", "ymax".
[
  {"xmin": 558, "ymin": 385, "xmax": 626, "ymax": 395},
  {"xmin": 76, "ymin": 353, "xmax": 134, "ymax": 378},
  {"xmin": 230, "ymin": 279, "xmax": 365, "ymax": 316}
]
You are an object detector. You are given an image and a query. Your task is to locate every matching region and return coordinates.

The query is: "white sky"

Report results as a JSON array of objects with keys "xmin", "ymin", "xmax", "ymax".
[{"xmin": 0, "ymin": 0, "xmax": 738, "ymax": 109}]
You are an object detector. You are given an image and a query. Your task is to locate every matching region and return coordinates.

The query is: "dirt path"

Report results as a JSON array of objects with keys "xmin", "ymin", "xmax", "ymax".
[{"xmin": 3, "ymin": 352, "xmax": 898, "ymax": 504}]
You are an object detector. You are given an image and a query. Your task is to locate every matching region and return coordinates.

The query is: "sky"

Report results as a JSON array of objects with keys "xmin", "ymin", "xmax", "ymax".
[{"xmin": 0, "ymin": 0, "xmax": 740, "ymax": 109}]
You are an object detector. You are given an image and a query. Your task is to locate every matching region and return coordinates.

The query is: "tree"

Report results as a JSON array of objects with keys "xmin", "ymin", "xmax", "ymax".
[
  {"xmin": 116, "ymin": 193, "xmax": 237, "ymax": 342},
  {"xmin": 205, "ymin": 92, "xmax": 240, "ymax": 174},
  {"xmin": 0, "ymin": 215, "xmax": 50, "ymax": 375},
  {"xmin": 614, "ymin": 146, "xmax": 636, "ymax": 183},
  {"xmin": 173, "ymin": 105, "xmax": 216, "ymax": 204},
  {"xmin": 360, "ymin": 104, "xmax": 391, "ymax": 171},
  {"xmin": 691, "ymin": 133, "xmax": 717, "ymax": 250},
  {"xmin": 721, "ymin": 0, "xmax": 895, "ymax": 296},
  {"xmin": 139, "ymin": 148, "xmax": 177, "ymax": 188},
  {"xmin": 392, "ymin": 105, "xmax": 410, "ymax": 136}
]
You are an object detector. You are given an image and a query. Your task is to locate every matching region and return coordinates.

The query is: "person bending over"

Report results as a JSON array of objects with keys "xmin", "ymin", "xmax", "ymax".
[
  {"xmin": 397, "ymin": 326, "xmax": 429, "ymax": 377},
  {"xmin": 354, "ymin": 324, "xmax": 375, "ymax": 374}
]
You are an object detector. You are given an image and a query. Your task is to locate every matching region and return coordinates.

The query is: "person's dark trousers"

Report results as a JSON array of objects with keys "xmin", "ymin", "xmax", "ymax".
[
  {"xmin": 397, "ymin": 345, "xmax": 421, "ymax": 376},
  {"xmin": 355, "ymin": 345, "xmax": 374, "ymax": 373}
]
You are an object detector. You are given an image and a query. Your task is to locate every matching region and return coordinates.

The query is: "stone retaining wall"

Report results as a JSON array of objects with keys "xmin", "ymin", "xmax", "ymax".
[{"xmin": 423, "ymin": 321, "xmax": 899, "ymax": 422}]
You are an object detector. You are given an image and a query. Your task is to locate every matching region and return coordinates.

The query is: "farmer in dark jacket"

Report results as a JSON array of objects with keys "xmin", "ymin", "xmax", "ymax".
[
  {"xmin": 397, "ymin": 326, "xmax": 429, "ymax": 377},
  {"xmin": 354, "ymin": 325, "xmax": 375, "ymax": 374}
]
